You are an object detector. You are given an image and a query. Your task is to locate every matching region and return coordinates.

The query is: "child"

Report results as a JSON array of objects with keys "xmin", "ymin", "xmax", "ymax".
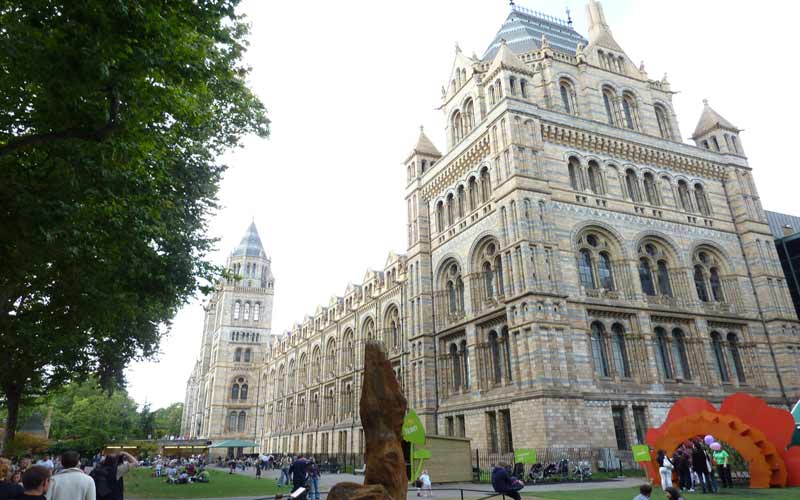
[{"xmin": 256, "ymin": 462, "xmax": 262, "ymax": 480}]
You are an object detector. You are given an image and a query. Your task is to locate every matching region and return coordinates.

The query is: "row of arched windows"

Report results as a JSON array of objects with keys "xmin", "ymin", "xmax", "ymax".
[
  {"xmin": 701, "ymin": 133, "xmax": 739, "ymax": 154},
  {"xmin": 590, "ymin": 322, "xmax": 630, "ymax": 378},
  {"xmin": 557, "ymin": 78, "xmax": 674, "ymax": 140},
  {"xmin": 230, "ymin": 331, "xmax": 260, "ymax": 342},
  {"xmin": 233, "ymin": 300, "xmax": 261, "ymax": 321},
  {"xmin": 566, "ymin": 156, "xmax": 712, "ymax": 216},
  {"xmin": 449, "ymin": 339, "xmax": 469, "ymax": 390},
  {"xmin": 435, "ymin": 167, "xmax": 491, "ymax": 233},
  {"xmin": 576, "ymin": 229, "xmax": 730, "ymax": 305}
]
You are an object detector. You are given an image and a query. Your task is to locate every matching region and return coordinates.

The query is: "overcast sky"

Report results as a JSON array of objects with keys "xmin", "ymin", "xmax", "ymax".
[{"xmin": 127, "ymin": 0, "xmax": 800, "ymax": 409}]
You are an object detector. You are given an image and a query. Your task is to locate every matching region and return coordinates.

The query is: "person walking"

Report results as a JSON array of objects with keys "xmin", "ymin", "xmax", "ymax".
[
  {"xmin": 278, "ymin": 456, "xmax": 291, "ymax": 487},
  {"xmin": 255, "ymin": 461, "xmax": 262, "ymax": 480},
  {"xmin": 690, "ymin": 442, "xmax": 711, "ymax": 494},
  {"xmin": 48, "ymin": 451, "xmax": 96, "ymax": 500},
  {"xmin": 307, "ymin": 458, "xmax": 320, "ymax": 500},
  {"xmin": 673, "ymin": 449, "xmax": 692, "ymax": 492},
  {"xmin": 656, "ymin": 450, "xmax": 674, "ymax": 490},
  {"xmin": 713, "ymin": 446, "xmax": 732, "ymax": 488},
  {"xmin": 418, "ymin": 470, "xmax": 432, "ymax": 498}
]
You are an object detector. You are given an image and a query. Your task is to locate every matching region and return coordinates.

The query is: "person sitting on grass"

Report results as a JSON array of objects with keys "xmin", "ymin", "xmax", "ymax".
[
  {"xmin": 664, "ymin": 486, "xmax": 685, "ymax": 500},
  {"xmin": 633, "ymin": 483, "xmax": 652, "ymax": 500},
  {"xmin": 195, "ymin": 470, "xmax": 210, "ymax": 483}
]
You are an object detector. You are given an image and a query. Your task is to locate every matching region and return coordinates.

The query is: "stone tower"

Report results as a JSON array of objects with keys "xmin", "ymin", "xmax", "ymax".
[{"xmin": 181, "ymin": 222, "xmax": 276, "ymax": 456}]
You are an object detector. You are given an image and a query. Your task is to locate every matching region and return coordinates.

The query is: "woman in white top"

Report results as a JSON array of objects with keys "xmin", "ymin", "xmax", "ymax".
[
  {"xmin": 416, "ymin": 470, "xmax": 432, "ymax": 497},
  {"xmin": 657, "ymin": 450, "xmax": 674, "ymax": 490}
]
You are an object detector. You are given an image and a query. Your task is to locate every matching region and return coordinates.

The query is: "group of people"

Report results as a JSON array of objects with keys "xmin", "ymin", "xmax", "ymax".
[
  {"xmin": 0, "ymin": 450, "xmax": 137, "ymax": 500},
  {"xmin": 272, "ymin": 455, "xmax": 321, "ymax": 500},
  {"xmin": 657, "ymin": 439, "xmax": 733, "ymax": 494},
  {"xmin": 153, "ymin": 457, "xmax": 209, "ymax": 484}
]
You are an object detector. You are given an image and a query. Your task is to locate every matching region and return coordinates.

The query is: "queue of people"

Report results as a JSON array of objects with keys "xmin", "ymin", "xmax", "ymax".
[
  {"xmin": 657, "ymin": 438, "xmax": 734, "ymax": 494},
  {"xmin": 0, "ymin": 450, "xmax": 137, "ymax": 500}
]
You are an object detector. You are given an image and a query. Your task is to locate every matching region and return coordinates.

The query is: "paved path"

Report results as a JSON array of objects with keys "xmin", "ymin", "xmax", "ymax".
[{"xmin": 133, "ymin": 468, "xmax": 644, "ymax": 500}]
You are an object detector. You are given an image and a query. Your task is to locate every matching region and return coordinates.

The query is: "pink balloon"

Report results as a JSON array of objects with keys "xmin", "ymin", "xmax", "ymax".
[
  {"xmin": 710, "ymin": 442, "xmax": 722, "ymax": 451},
  {"xmin": 704, "ymin": 435, "xmax": 715, "ymax": 445}
]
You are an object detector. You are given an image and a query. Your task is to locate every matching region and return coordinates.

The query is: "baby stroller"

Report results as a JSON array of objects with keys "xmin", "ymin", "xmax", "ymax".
[{"xmin": 527, "ymin": 463, "xmax": 543, "ymax": 484}]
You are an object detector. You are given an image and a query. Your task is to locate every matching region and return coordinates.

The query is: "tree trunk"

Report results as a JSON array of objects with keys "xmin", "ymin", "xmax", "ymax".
[{"xmin": 3, "ymin": 384, "xmax": 22, "ymax": 451}]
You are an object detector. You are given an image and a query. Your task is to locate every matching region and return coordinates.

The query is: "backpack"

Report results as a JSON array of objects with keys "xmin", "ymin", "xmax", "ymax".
[{"xmin": 90, "ymin": 462, "xmax": 118, "ymax": 500}]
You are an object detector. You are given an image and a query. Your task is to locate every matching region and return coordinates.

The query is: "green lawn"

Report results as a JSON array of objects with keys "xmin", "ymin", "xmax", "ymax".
[
  {"xmin": 523, "ymin": 486, "xmax": 800, "ymax": 500},
  {"xmin": 125, "ymin": 467, "xmax": 283, "ymax": 499}
]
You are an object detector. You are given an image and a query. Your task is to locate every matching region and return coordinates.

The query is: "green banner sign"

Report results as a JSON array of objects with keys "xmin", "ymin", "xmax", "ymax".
[
  {"xmin": 514, "ymin": 448, "xmax": 537, "ymax": 464},
  {"xmin": 412, "ymin": 448, "xmax": 431, "ymax": 460},
  {"xmin": 632, "ymin": 444, "xmax": 651, "ymax": 462},
  {"xmin": 402, "ymin": 409, "xmax": 426, "ymax": 445}
]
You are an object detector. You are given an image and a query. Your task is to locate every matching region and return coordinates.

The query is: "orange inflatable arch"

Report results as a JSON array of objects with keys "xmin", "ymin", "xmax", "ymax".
[{"xmin": 645, "ymin": 393, "xmax": 800, "ymax": 488}]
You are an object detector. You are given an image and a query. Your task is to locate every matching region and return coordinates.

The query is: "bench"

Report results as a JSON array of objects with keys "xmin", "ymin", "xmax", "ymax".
[{"xmin": 354, "ymin": 465, "xmax": 366, "ymax": 475}]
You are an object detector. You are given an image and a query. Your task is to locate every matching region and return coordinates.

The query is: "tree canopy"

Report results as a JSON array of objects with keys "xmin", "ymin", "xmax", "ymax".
[{"xmin": 0, "ymin": 0, "xmax": 269, "ymax": 448}]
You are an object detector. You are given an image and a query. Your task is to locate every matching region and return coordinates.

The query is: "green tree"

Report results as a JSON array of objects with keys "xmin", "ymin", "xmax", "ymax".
[
  {"xmin": 0, "ymin": 0, "xmax": 269, "ymax": 448},
  {"xmin": 152, "ymin": 403, "xmax": 184, "ymax": 439},
  {"xmin": 139, "ymin": 402, "xmax": 156, "ymax": 440}
]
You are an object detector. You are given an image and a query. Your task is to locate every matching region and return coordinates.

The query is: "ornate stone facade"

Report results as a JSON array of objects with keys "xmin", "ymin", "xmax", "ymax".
[{"xmin": 183, "ymin": 1, "xmax": 800, "ymax": 455}]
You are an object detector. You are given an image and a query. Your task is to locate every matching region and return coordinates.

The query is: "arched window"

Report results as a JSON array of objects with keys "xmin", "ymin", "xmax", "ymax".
[
  {"xmin": 483, "ymin": 262, "xmax": 494, "ymax": 298},
  {"xmin": 362, "ymin": 317, "xmax": 375, "ymax": 342},
  {"xmin": 508, "ymin": 76, "xmax": 516, "ymax": 95},
  {"xmin": 234, "ymin": 301, "xmax": 241, "ymax": 320},
  {"xmin": 244, "ymin": 348, "xmax": 251, "ymax": 362},
  {"xmin": 711, "ymin": 332, "xmax": 729, "ymax": 382},
  {"xmin": 489, "ymin": 86, "xmax": 496, "ymax": 106},
  {"xmin": 654, "ymin": 104, "xmax": 672, "ymax": 140},
  {"xmin": 694, "ymin": 265, "xmax": 709, "ymax": 302},
  {"xmin": 590, "ymin": 322, "xmax": 610, "ymax": 377},
  {"xmin": 578, "ymin": 249, "xmax": 595, "ymax": 290},
  {"xmin": 238, "ymin": 411, "xmax": 246, "ymax": 432},
  {"xmin": 638, "ymin": 258, "xmax": 655, "ymax": 296},
  {"xmin": 494, "ymin": 255, "xmax": 504, "ymax": 295},
  {"xmin": 240, "ymin": 383, "xmax": 248, "ymax": 400},
  {"xmin": 730, "ymin": 135, "xmax": 739, "ymax": 153},
  {"xmin": 460, "ymin": 340, "xmax": 469, "ymax": 389},
  {"xmin": 560, "ymin": 80, "xmax": 575, "ymax": 114},
  {"xmin": 326, "ymin": 338, "xmax": 338, "ymax": 376},
  {"xmin": 677, "ymin": 180, "xmax": 692, "ymax": 211},
  {"xmin": 480, "ymin": 168, "xmax": 491, "ymax": 202},
  {"xmin": 598, "ymin": 252, "xmax": 614, "ymax": 290},
  {"xmin": 727, "ymin": 333, "xmax": 746, "ymax": 383},
  {"xmin": 643, "ymin": 173, "xmax": 658, "ymax": 205},
  {"xmin": 447, "ymin": 280, "xmax": 457, "ymax": 313},
  {"xmin": 501, "ymin": 328, "xmax": 512, "ymax": 381},
  {"xmin": 468, "ymin": 177, "xmax": 478, "ymax": 209},
  {"xmin": 228, "ymin": 412, "xmax": 238, "ymax": 432},
  {"xmin": 244, "ymin": 302, "xmax": 250, "ymax": 320},
  {"xmin": 436, "ymin": 201, "xmax": 444, "ymax": 232},
  {"xmin": 611, "ymin": 323, "xmax": 630, "ymax": 377},
  {"xmin": 671, "ymin": 329, "xmax": 691, "ymax": 379},
  {"xmin": 568, "ymin": 156, "xmax": 582, "ymax": 190},
  {"xmin": 587, "ymin": 160, "xmax": 603, "ymax": 194},
  {"xmin": 657, "ymin": 260, "xmax": 672, "ymax": 296},
  {"xmin": 694, "ymin": 184, "xmax": 710, "ymax": 215},
  {"xmin": 520, "ymin": 79, "xmax": 528, "ymax": 98},
  {"xmin": 489, "ymin": 331, "xmax": 502, "ymax": 383},
  {"xmin": 343, "ymin": 329, "xmax": 354, "ymax": 368},
  {"xmin": 451, "ymin": 111, "xmax": 463, "ymax": 144},
  {"xmin": 231, "ymin": 383, "xmax": 239, "ymax": 400},
  {"xmin": 446, "ymin": 193, "xmax": 454, "ymax": 226},
  {"xmin": 602, "ymin": 88, "xmax": 617, "ymax": 125},
  {"xmin": 234, "ymin": 347, "xmax": 242, "ymax": 362},
  {"xmin": 622, "ymin": 93, "xmax": 638, "ymax": 130},
  {"xmin": 450, "ymin": 343, "xmax": 461, "ymax": 389},
  {"xmin": 457, "ymin": 185, "xmax": 466, "ymax": 218},
  {"xmin": 495, "ymin": 79, "xmax": 503, "ymax": 98},
  {"xmin": 464, "ymin": 99, "xmax": 475, "ymax": 129},
  {"xmin": 625, "ymin": 169, "xmax": 641, "ymax": 202},
  {"xmin": 654, "ymin": 327, "xmax": 673, "ymax": 379},
  {"xmin": 711, "ymin": 136, "xmax": 720, "ymax": 151},
  {"xmin": 709, "ymin": 268, "xmax": 723, "ymax": 302}
]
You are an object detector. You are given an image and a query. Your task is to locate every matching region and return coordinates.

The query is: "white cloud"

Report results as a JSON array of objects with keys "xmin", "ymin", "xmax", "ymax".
[{"xmin": 127, "ymin": 0, "xmax": 800, "ymax": 409}]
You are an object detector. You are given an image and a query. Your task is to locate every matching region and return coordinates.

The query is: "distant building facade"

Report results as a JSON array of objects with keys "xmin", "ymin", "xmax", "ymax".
[
  {"xmin": 766, "ymin": 211, "xmax": 800, "ymax": 319},
  {"xmin": 183, "ymin": 1, "xmax": 800, "ymax": 456}
]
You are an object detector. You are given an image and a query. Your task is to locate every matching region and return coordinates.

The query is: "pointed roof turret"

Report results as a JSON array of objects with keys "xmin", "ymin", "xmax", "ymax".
[
  {"xmin": 408, "ymin": 126, "xmax": 442, "ymax": 159},
  {"xmin": 692, "ymin": 99, "xmax": 740, "ymax": 139},
  {"xmin": 232, "ymin": 221, "xmax": 267, "ymax": 258},
  {"xmin": 586, "ymin": 0, "xmax": 623, "ymax": 52}
]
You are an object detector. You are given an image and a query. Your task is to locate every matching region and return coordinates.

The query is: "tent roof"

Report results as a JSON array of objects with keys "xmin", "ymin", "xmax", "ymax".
[{"xmin": 209, "ymin": 439, "xmax": 258, "ymax": 448}]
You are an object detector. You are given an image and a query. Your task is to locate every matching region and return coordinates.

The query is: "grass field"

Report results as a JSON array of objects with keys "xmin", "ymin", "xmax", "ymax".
[
  {"xmin": 522, "ymin": 486, "xmax": 800, "ymax": 500},
  {"xmin": 124, "ymin": 467, "xmax": 282, "ymax": 499}
]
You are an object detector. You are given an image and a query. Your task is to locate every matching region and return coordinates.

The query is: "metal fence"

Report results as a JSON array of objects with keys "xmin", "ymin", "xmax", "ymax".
[
  {"xmin": 472, "ymin": 447, "xmax": 640, "ymax": 483},
  {"xmin": 259, "ymin": 453, "xmax": 365, "ymax": 473}
]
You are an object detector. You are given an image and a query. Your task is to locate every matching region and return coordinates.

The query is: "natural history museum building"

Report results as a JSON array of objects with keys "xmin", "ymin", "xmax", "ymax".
[{"xmin": 182, "ymin": 1, "xmax": 800, "ymax": 456}]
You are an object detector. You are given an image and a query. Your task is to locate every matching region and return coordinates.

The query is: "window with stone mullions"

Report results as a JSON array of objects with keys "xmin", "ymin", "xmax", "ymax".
[{"xmin": 576, "ymin": 232, "xmax": 615, "ymax": 292}]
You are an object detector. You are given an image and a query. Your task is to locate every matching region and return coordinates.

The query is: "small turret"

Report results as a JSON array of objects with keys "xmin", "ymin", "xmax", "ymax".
[
  {"xmin": 228, "ymin": 221, "xmax": 273, "ymax": 288},
  {"xmin": 405, "ymin": 126, "xmax": 442, "ymax": 181},
  {"xmin": 691, "ymin": 99, "xmax": 744, "ymax": 155}
]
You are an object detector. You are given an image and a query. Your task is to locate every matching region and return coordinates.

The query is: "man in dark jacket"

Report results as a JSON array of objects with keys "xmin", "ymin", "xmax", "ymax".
[
  {"xmin": 289, "ymin": 456, "xmax": 309, "ymax": 500},
  {"xmin": 491, "ymin": 462, "xmax": 521, "ymax": 500},
  {"xmin": 691, "ymin": 442, "xmax": 710, "ymax": 493}
]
